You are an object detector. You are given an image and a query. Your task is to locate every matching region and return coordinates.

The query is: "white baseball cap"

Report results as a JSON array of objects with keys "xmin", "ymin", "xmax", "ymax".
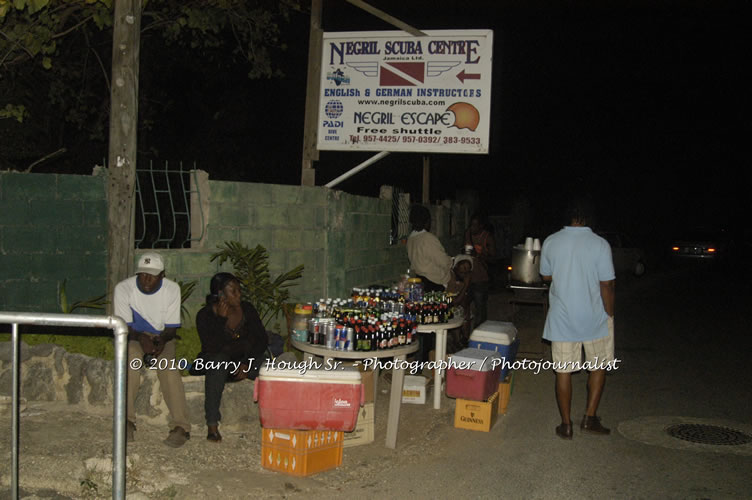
[{"xmin": 135, "ymin": 252, "xmax": 165, "ymax": 276}]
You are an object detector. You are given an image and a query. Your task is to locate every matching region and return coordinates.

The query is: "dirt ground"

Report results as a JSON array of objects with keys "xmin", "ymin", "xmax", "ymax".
[
  {"xmin": 3, "ymin": 265, "xmax": 751, "ymax": 499},
  {"xmin": 1, "ymin": 359, "xmax": 492, "ymax": 499},
  {"xmin": 0, "ymin": 292, "xmax": 521, "ymax": 500},
  {"xmin": 1, "ymin": 374, "xmax": 465, "ymax": 500}
]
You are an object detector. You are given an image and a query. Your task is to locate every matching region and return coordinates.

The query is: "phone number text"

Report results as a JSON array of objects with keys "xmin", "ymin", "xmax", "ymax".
[{"xmin": 348, "ymin": 135, "xmax": 481, "ymax": 145}]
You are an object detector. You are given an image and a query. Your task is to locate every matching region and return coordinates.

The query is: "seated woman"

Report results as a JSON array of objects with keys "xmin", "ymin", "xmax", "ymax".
[
  {"xmin": 196, "ymin": 272, "xmax": 269, "ymax": 443},
  {"xmin": 446, "ymin": 255, "xmax": 474, "ymax": 351}
]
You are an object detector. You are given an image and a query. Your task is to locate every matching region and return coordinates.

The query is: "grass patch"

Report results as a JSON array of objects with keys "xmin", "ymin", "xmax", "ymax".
[{"xmin": 0, "ymin": 326, "xmax": 203, "ymax": 376}]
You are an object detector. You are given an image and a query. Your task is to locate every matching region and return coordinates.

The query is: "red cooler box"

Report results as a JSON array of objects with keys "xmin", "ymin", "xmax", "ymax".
[
  {"xmin": 446, "ymin": 348, "xmax": 502, "ymax": 401},
  {"xmin": 254, "ymin": 366, "xmax": 363, "ymax": 432}
]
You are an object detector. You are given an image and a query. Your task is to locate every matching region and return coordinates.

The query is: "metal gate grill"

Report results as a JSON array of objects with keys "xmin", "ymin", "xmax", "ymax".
[
  {"xmin": 390, "ymin": 186, "xmax": 410, "ymax": 245},
  {"xmin": 134, "ymin": 161, "xmax": 204, "ymax": 248},
  {"xmin": 665, "ymin": 424, "xmax": 752, "ymax": 446}
]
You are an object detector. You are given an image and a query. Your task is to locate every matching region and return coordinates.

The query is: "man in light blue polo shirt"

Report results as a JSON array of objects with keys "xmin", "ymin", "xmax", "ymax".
[{"xmin": 540, "ymin": 199, "xmax": 615, "ymax": 440}]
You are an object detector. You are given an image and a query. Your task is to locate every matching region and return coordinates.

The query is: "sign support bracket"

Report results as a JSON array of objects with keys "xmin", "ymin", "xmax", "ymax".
[
  {"xmin": 345, "ymin": 0, "xmax": 428, "ymax": 37},
  {"xmin": 325, "ymin": 151, "xmax": 391, "ymax": 188}
]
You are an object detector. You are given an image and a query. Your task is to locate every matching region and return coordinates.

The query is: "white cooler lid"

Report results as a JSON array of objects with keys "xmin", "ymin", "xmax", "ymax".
[
  {"xmin": 470, "ymin": 320, "xmax": 518, "ymax": 344},
  {"xmin": 448, "ymin": 348, "xmax": 502, "ymax": 372},
  {"xmin": 258, "ymin": 364, "xmax": 361, "ymax": 384}
]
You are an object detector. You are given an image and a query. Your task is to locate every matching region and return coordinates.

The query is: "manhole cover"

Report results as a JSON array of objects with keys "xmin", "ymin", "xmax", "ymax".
[{"xmin": 665, "ymin": 424, "xmax": 752, "ymax": 446}]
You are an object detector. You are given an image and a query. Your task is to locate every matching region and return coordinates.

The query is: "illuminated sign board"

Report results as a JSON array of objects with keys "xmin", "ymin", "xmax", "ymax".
[{"xmin": 317, "ymin": 30, "xmax": 494, "ymax": 154}]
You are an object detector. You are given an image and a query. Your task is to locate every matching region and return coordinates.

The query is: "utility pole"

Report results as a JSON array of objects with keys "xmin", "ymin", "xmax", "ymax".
[
  {"xmin": 106, "ymin": 0, "xmax": 141, "ymax": 309},
  {"xmin": 301, "ymin": 0, "xmax": 322, "ymax": 186}
]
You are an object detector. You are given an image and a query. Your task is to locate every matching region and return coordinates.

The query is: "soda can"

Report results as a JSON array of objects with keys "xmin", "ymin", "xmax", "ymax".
[
  {"xmin": 325, "ymin": 323, "xmax": 335, "ymax": 349},
  {"xmin": 307, "ymin": 318, "xmax": 317, "ymax": 344},
  {"xmin": 333, "ymin": 326, "xmax": 343, "ymax": 351},
  {"xmin": 318, "ymin": 321, "xmax": 329, "ymax": 345},
  {"xmin": 346, "ymin": 327, "xmax": 354, "ymax": 351},
  {"xmin": 338, "ymin": 327, "xmax": 348, "ymax": 351}
]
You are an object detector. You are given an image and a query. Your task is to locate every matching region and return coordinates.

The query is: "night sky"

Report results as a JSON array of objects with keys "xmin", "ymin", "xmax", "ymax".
[{"xmin": 116, "ymin": 1, "xmax": 752, "ymax": 246}]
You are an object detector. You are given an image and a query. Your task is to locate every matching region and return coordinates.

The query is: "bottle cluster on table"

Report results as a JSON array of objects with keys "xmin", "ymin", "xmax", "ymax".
[{"xmin": 302, "ymin": 287, "xmax": 457, "ymax": 352}]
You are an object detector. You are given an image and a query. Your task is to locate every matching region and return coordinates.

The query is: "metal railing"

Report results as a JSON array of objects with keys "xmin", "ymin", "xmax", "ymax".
[{"xmin": 0, "ymin": 312, "xmax": 128, "ymax": 500}]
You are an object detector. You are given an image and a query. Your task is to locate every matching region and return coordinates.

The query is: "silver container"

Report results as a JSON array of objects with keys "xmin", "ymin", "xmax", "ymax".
[
  {"xmin": 324, "ymin": 323, "xmax": 335, "ymax": 349},
  {"xmin": 510, "ymin": 244, "xmax": 542, "ymax": 284},
  {"xmin": 346, "ymin": 327, "xmax": 354, "ymax": 351}
]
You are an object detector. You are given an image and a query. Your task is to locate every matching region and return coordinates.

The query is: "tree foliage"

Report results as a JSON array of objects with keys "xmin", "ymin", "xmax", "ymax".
[{"xmin": 0, "ymin": 0, "xmax": 303, "ymax": 171}]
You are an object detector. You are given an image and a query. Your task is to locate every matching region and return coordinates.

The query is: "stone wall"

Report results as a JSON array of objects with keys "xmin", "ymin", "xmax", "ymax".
[{"xmin": 0, "ymin": 342, "xmax": 257, "ymax": 427}]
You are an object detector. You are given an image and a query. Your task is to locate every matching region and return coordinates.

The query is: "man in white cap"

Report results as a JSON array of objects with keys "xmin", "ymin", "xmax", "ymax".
[{"xmin": 113, "ymin": 252, "xmax": 191, "ymax": 447}]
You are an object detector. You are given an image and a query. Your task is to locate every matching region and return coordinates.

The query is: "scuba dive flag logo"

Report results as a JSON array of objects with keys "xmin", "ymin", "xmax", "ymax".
[{"xmin": 379, "ymin": 62, "xmax": 425, "ymax": 86}]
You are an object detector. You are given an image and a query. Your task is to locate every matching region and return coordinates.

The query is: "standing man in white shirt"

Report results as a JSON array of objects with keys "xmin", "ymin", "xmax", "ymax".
[
  {"xmin": 540, "ymin": 199, "xmax": 616, "ymax": 440},
  {"xmin": 406, "ymin": 204, "xmax": 453, "ymax": 362},
  {"xmin": 406, "ymin": 204, "xmax": 452, "ymax": 292},
  {"xmin": 113, "ymin": 252, "xmax": 191, "ymax": 447}
]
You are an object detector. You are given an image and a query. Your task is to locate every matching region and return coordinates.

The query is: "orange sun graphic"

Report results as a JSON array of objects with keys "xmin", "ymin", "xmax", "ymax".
[{"xmin": 447, "ymin": 102, "xmax": 480, "ymax": 131}]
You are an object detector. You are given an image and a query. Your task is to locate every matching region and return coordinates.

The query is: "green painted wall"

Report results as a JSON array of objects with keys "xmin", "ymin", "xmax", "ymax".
[
  {"xmin": 1, "ymin": 171, "xmax": 469, "ymax": 332},
  {"xmin": 0, "ymin": 171, "xmax": 107, "ymax": 312}
]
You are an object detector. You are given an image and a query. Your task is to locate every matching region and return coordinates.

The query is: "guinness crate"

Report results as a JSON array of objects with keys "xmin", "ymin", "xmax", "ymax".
[{"xmin": 453, "ymin": 391, "xmax": 499, "ymax": 432}]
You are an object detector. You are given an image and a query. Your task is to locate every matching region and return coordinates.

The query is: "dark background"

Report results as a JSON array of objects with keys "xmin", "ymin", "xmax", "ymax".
[
  {"xmin": 20, "ymin": 1, "xmax": 751, "ymax": 250},
  {"xmin": 169, "ymin": 0, "xmax": 747, "ymax": 243}
]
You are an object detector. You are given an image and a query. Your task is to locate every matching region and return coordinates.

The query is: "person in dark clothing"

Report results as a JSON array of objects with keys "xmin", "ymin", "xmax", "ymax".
[
  {"xmin": 196, "ymin": 272, "xmax": 268, "ymax": 443},
  {"xmin": 465, "ymin": 212, "xmax": 496, "ymax": 328}
]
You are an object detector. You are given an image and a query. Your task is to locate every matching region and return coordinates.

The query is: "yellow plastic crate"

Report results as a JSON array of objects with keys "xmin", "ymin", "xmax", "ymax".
[{"xmin": 261, "ymin": 428, "xmax": 343, "ymax": 476}]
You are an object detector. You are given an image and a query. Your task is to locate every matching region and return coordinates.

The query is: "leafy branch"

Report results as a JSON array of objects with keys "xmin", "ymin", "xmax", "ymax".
[
  {"xmin": 176, "ymin": 279, "xmax": 197, "ymax": 321},
  {"xmin": 58, "ymin": 279, "xmax": 108, "ymax": 314}
]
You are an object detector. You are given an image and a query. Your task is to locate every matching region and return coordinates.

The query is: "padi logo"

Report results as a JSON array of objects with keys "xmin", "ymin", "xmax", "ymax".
[
  {"xmin": 324, "ymin": 100, "xmax": 343, "ymax": 119},
  {"xmin": 323, "ymin": 100, "xmax": 343, "ymax": 128},
  {"xmin": 326, "ymin": 68, "xmax": 351, "ymax": 86},
  {"xmin": 333, "ymin": 398, "xmax": 351, "ymax": 408}
]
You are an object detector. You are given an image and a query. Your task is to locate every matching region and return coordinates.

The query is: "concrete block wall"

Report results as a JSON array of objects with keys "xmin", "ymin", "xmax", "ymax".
[
  {"xmin": 327, "ymin": 190, "xmax": 408, "ymax": 298},
  {"xmin": 200, "ymin": 181, "xmax": 329, "ymax": 303},
  {"xmin": 198, "ymin": 181, "xmax": 410, "ymax": 304},
  {"xmin": 174, "ymin": 180, "xmax": 424, "ymax": 306},
  {"xmin": 0, "ymin": 172, "xmax": 107, "ymax": 312},
  {"xmin": 1, "ymin": 170, "xmax": 470, "ymax": 328},
  {"xmin": 432, "ymin": 202, "xmax": 469, "ymax": 258}
]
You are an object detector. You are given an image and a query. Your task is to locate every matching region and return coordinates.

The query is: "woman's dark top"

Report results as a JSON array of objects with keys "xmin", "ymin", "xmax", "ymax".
[{"xmin": 196, "ymin": 301, "xmax": 268, "ymax": 363}]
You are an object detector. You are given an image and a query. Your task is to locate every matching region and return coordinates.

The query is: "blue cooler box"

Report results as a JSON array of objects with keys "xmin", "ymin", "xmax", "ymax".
[{"xmin": 469, "ymin": 321, "xmax": 519, "ymax": 380}]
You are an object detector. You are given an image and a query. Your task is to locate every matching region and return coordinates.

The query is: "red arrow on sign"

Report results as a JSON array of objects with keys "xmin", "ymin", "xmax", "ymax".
[{"xmin": 457, "ymin": 70, "xmax": 481, "ymax": 83}]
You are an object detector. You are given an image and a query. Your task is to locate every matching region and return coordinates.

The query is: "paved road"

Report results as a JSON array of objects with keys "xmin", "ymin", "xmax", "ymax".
[{"xmin": 369, "ymin": 263, "xmax": 752, "ymax": 499}]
